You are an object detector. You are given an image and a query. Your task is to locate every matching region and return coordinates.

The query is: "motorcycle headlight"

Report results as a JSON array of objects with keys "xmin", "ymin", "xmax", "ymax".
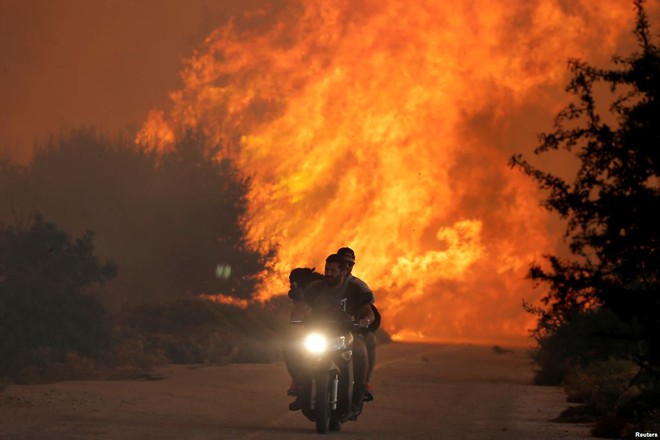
[
  {"xmin": 304, "ymin": 333, "xmax": 327, "ymax": 354},
  {"xmin": 330, "ymin": 336, "xmax": 348, "ymax": 351}
]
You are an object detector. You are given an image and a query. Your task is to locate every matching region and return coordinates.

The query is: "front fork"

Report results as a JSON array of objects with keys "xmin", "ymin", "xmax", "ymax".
[{"xmin": 310, "ymin": 370, "xmax": 339, "ymax": 410}]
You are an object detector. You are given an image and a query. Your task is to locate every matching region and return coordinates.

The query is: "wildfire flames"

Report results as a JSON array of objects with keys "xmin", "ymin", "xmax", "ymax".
[{"xmin": 137, "ymin": 0, "xmax": 647, "ymax": 344}]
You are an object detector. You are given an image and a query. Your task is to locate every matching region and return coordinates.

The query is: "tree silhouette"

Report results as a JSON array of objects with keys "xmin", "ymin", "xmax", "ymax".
[
  {"xmin": 1, "ymin": 128, "xmax": 274, "ymax": 306},
  {"xmin": 0, "ymin": 215, "xmax": 116, "ymax": 378},
  {"xmin": 511, "ymin": 0, "xmax": 659, "ymax": 380}
]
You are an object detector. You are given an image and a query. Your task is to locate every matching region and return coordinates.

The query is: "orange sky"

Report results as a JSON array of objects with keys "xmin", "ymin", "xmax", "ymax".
[
  {"xmin": 2, "ymin": 0, "xmax": 658, "ymax": 344},
  {"xmin": 0, "ymin": 0, "xmax": 269, "ymax": 162}
]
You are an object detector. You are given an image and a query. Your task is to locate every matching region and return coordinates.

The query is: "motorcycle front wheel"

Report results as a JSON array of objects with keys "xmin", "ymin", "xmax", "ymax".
[{"xmin": 314, "ymin": 371, "xmax": 331, "ymax": 434}]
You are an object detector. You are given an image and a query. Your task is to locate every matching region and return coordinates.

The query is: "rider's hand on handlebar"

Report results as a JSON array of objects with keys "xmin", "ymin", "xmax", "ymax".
[{"xmin": 357, "ymin": 318, "xmax": 371, "ymax": 328}]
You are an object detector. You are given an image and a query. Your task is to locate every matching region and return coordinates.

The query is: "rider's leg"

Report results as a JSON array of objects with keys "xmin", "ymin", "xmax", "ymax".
[
  {"xmin": 283, "ymin": 344, "xmax": 302, "ymax": 392},
  {"xmin": 350, "ymin": 336, "xmax": 369, "ymax": 413},
  {"xmin": 284, "ymin": 341, "xmax": 306, "ymax": 411},
  {"xmin": 364, "ymin": 331, "xmax": 376, "ymax": 401},
  {"xmin": 283, "ymin": 323, "xmax": 305, "ymax": 393},
  {"xmin": 285, "ymin": 305, "xmax": 308, "ymax": 394}
]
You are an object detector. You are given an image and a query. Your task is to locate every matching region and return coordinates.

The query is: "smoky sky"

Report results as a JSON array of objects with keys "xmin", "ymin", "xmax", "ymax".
[{"xmin": 0, "ymin": 0, "xmax": 273, "ymax": 163}]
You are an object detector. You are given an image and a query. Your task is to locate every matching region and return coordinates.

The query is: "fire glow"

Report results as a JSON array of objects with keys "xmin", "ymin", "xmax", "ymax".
[{"xmin": 138, "ymin": 0, "xmax": 646, "ymax": 344}]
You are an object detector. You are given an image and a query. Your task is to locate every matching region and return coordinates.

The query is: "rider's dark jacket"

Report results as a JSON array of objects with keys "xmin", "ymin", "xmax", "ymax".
[{"xmin": 302, "ymin": 278, "xmax": 373, "ymax": 320}]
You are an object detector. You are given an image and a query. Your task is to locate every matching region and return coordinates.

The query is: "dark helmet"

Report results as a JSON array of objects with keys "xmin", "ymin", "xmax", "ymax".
[
  {"xmin": 337, "ymin": 247, "xmax": 356, "ymax": 264},
  {"xmin": 288, "ymin": 267, "xmax": 322, "ymax": 301}
]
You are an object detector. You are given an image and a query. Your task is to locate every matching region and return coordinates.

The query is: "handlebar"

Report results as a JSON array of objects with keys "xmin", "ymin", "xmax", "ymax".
[{"xmin": 289, "ymin": 317, "xmax": 369, "ymax": 331}]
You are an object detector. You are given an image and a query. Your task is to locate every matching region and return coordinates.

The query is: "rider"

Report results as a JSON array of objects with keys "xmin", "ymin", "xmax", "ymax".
[
  {"xmin": 287, "ymin": 253, "xmax": 375, "ymax": 414},
  {"xmin": 285, "ymin": 268, "xmax": 320, "ymax": 396},
  {"xmin": 337, "ymin": 247, "xmax": 374, "ymax": 301},
  {"xmin": 337, "ymin": 247, "xmax": 378, "ymax": 402}
]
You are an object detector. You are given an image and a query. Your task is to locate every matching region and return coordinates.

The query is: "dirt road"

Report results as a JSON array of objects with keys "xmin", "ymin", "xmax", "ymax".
[{"xmin": 0, "ymin": 343, "xmax": 589, "ymax": 439}]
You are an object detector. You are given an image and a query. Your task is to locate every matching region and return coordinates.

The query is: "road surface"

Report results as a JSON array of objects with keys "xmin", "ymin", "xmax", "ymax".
[{"xmin": 0, "ymin": 343, "xmax": 590, "ymax": 439}]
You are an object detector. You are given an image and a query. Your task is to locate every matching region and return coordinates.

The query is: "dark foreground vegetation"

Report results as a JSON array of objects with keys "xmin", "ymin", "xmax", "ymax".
[
  {"xmin": 0, "ymin": 218, "xmax": 290, "ymax": 381},
  {"xmin": 511, "ymin": 1, "xmax": 659, "ymax": 437},
  {"xmin": 0, "ymin": 129, "xmax": 291, "ymax": 383}
]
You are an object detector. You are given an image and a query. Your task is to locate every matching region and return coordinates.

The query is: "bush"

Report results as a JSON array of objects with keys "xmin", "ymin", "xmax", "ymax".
[
  {"xmin": 116, "ymin": 298, "xmax": 284, "ymax": 366},
  {"xmin": 617, "ymin": 386, "xmax": 660, "ymax": 437},
  {"xmin": 530, "ymin": 308, "xmax": 632, "ymax": 386},
  {"xmin": 558, "ymin": 359, "xmax": 638, "ymax": 422},
  {"xmin": 557, "ymin": 359, "xmax": 660, "ymax": 437},
  {"xmin": 111, "ymin": 335, "xmax": 168, "ymax": 370},
  {"xmin": 0, "ymin": 215, "xmax": 115, "ymax": 382}
]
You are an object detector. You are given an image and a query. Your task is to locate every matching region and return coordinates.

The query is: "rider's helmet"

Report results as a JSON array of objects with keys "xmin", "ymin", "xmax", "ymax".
[{"xmin": 337, "ymin": 247, "xmax": 356, "ymax": 266}]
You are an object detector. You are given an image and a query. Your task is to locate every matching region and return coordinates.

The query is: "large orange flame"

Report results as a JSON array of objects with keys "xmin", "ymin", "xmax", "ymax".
[{"xmin": 138, "ymin": 0, "xmax": 651, "ymax": 344}]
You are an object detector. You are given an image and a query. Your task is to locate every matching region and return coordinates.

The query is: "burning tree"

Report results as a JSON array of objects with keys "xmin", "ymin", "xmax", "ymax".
[{"xmin": 511, "ymin": 0, "xmax": 659, "ymax": 431}]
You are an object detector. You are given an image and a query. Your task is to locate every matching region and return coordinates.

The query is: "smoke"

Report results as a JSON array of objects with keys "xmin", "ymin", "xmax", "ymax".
[{"xmin": 0, "ymin": 0, "xmax": 269, "ymax": 163}]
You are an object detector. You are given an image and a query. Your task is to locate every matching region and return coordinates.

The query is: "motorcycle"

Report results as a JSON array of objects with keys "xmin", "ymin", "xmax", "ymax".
[{"xmin": 290, "ymin": 317, "xmax": 367, "ymax": 434}]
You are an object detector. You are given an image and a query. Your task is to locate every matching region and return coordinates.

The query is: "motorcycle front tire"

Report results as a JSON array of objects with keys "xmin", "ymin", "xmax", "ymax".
[
  {"xmin": 329, "ymin": 420, "xmax": 341, "ymax": 431},
  {"xmin": 314, "ymin": 371, "xmax": 331, "ymax": 434}
]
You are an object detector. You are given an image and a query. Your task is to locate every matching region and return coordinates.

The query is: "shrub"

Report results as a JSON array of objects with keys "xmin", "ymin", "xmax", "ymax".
[{"xmin": 0, "ymin": 215, "xmax": 115, "ymax": 381}]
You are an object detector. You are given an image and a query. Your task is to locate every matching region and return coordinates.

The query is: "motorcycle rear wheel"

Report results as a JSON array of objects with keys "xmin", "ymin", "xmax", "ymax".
[{"xmin": 314, "ymin": 372, "xmax": 331, "ymax": 434}]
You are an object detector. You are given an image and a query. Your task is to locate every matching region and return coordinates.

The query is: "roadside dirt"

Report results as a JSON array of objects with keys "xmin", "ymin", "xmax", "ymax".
[{"xmin": 0, "ymin": 343, "xmax": 590, "ymax": 439}]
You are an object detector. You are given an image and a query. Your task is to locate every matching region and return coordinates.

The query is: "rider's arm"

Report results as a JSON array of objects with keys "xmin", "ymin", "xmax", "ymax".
[{"xmin": 355, "ymin": 303, "xmax": 375, "ymax": 328}]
